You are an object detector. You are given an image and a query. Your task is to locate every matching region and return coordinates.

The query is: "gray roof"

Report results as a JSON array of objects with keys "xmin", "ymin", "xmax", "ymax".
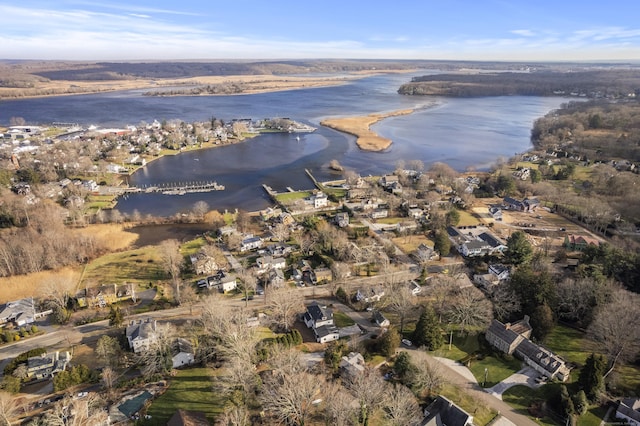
[
  {"xmin": 315, "ymin": 325, "xmax": 339, "ymax": 338},
  {"xmin": 0, "ymin": 298, "xmax": 35, "ymax": 323},
  {"xmin": 172, "ymin": 338, "xmax": 194, "ymax": 356},
  {"xmin": 487, "ymin": 320, "xmax": 522, "ymax": 346},
  {"xmin": 478, "ymin": 232, "xmax": 503, "ymax": 248},
  {"xmin": 306, "ymin": 301, "xmax": 331, "ymax": 322},
  {"xmin": 515, "ymin": 339, "xmax": 565, "ymax": 375},
  {"xmin": 422, "ymin": 396, "xmax": 472, "ymax": 426},
  {"xmin": 617, "ymin": 399, "xmax": 640, "ymax": 423},
  {"xmin": 126, "ymin": 318, "xmax": 156, "ymax": 341}
]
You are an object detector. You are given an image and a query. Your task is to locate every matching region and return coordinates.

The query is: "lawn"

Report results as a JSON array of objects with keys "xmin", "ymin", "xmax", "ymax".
[
  {"xmin": 180, "ymin": 237, "xmax": 207, "ymax": 257},
  {"xmin": 456, "ymin": 210, "xmax": 481, "ymax": 227},
  {"xmin": 501, "ymin": 384, "xmax": 557, "ymax": 426},
  {"xmin": 439, "ymin": 383, "xmax": 498, "ymax": 426},
  {"xmin": 142, "ymin": 367, "xmax": 224, "ymax": 425},
  {"xmin": 543, "ymin": 325, "xmax": 597, "ymax": 366},
  {"xmin": 333, "ymin": 310, "xmax": 355, "ymax": 328},
  {"xmin": 391, "ymin": 234, "xmax": 433, "ymax": 254},
  {"xmin": 274, "ymin": 190, "xmax": 312, "ymax": 203},
  {"xmin": 432, "ymin": 332, "xmax": 480, "ymax": 362}
]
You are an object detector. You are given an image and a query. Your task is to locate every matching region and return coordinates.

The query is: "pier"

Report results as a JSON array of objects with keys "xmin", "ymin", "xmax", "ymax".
[{"xmin": 124, "ymin": 181, "xmax": 225, "ymax": 195}]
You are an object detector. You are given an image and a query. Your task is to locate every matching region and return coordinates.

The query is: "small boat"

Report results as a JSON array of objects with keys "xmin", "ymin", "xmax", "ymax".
[{"xmin": 296, "ymin": 136, "xmax": 300, "ymax": 142}]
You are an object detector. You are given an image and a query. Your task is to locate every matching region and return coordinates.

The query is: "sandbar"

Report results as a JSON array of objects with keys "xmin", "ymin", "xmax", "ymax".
[{"xmin": 321, "ymin": 109, "xmax": 414, "ymax": 151}]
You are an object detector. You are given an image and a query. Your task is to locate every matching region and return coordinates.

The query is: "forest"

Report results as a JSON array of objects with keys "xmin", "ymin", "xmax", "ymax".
[{"xmin": 398, "ymin": 69, "xmax": 640, "ymax": 98}]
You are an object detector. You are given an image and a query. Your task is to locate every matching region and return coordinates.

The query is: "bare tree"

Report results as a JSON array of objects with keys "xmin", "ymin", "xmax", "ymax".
[
  {"xmin": 445, "ymin": 286, "xmax": 493, "ymax": 334},
  {"xmin": 555, "ymin": 277, "xmax": 611, "ymax": 326},
  {"xmin": 346, "ymin": 367, "xmax": 389, "ymax": 426},
  {"xmin": 192, "ymin": 200, "xmax": 210, "ymax": 221},
  {"xmin": 135, "ymin": 322, "xmax": 176, "ymax": 378},
  {"xmin": 260, "ymin": 370, "xmax": 323, "ymax": 426},
  {"xmin": 384, "ymin": 384, "xmax": 422, "ymax": 426},
  {"xmin": 588, "ymin": 289, "xmax": 640, "ymax": 376},
  {"xmin": 385, "ymin": 285, "xmax": 416, "ymax": 334},
  {"xmin": 322, "ymin": 381, "xmax": 357, "ymax": 426},
  {"xmin": 158, "ymin": 239, "xmax": 184, "ymax": 303},
  {"xmin": 267, "ymin": 287, "xmax": 305, "ymax": 332},
  {"xmin": 41, "ymin": 276, "xmax": 75, "ymax": 323},
  {"xmin": 43, "ymin": 394, "xmax": 108, "ymax": 426},
  {"xmin": 216, "ymin": 403, "xmax": 250, "ymax": 426},
  {"xmin": 95, "ymin": 335, "xmax": 122, "ymax": 368},
  {"xmin": 272, "ymin": 222, "xmax": 291, "ymax": 243},
  {"xmin": 404, "ymin": 351, "xmax": 446, "ymax": 397},
  {"xmin": 0, "ymin": 391, "xmax": 22, "ymax": 426},
  {"xmin": 101, "ymin": 367, "xmax": 118, "ymax": 393},
  {"xmin": 490, "ymin": 284, "xmax": 521, "ymax": 322}
]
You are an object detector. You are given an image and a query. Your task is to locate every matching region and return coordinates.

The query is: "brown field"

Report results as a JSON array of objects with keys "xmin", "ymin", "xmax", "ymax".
[
  {"xmin": 321, "ymin": 109, "xmax": 414, "ymax": 151},
  {"xmin": 0, "ymin": 267, "xmax": 82, "ymax": 303},
  {"xmin": 0, "ymin": 73, "xmax": 370, "ymax": 100},
  {"xmin": 0, "ymin": 224, "xmax": 138, "ymax": 303}
]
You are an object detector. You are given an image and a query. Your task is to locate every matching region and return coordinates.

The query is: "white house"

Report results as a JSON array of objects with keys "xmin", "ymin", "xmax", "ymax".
[
  {"xmin": 125, "ymin": 318, "xmax": 157, "ymax": 354},
  {"xmin": 256, "ymin": 255, "xmax": 286, "ymax": 273},
  {"xmin": 303, "ymin": 301, "xmax": 334, "ymax": 329},
  {"xmin": 171, "ymin": 338, "xmax": 195, "ymax": 368},
  {"xmin": 312, "ymin": 191, "xmax": 329, "ymax": 208},
  {"xmin": 240, "ymin": 235, "xmax": 263, "ymax": 252}
]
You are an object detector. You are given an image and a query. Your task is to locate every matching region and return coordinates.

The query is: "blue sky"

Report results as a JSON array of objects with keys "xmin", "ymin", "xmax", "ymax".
[{"xmin": 2, "ymin": 0, "xmax": 639, "ymax": 61}]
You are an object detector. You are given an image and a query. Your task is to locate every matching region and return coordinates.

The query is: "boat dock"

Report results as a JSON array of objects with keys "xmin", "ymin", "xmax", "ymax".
[{"xmin": 123, "ymin": 181, "xmax": 225, "ymax": 195}]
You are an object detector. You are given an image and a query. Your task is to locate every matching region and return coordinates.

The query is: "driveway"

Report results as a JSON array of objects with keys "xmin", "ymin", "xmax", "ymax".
[{"xmin": 486, "ymin": 367, "xmax": 538, "ymax": 400}]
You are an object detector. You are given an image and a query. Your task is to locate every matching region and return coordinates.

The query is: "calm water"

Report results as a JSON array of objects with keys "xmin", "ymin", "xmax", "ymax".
[{"xmin": 0, "ymin": 73, "xmax": 567, "ymax": 215}]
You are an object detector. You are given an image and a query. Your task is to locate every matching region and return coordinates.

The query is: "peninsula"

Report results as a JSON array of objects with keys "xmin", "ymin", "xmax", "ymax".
[{"xmin": 321, "ymin": 109, "xmax": 414, "ymax": 151}]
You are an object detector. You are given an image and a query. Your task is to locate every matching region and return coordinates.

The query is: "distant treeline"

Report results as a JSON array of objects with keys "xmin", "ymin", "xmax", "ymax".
[{"xmin": 398, "ymin": 70, "xmax": 640, "ymax": 98}]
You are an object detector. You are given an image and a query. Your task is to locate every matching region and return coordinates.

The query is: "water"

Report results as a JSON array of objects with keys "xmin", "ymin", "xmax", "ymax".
[{"xmin": 0, "ymin": 73, "xmax": 567, "ymax": 215}]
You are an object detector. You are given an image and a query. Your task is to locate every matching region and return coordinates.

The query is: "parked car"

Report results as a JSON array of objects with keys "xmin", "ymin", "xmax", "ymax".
[{"xmin": 401, "ymin": 339, "xmax": 413, "ymax": 347}]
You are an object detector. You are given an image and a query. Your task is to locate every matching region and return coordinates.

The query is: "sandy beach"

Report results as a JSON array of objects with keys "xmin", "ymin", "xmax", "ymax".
[{"xmin": 320, "ymin": 109, "xmax": 414, "ymax": 151}]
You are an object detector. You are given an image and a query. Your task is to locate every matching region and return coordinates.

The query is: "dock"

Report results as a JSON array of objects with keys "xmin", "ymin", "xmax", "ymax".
[{"xmin": 123, "ymin": 181, "xmax": 224, "ymax": 195}]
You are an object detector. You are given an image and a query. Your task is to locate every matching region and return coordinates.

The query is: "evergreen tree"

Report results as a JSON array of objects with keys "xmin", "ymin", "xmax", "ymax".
[
  {"xmin": 572, "ymin": 390, "xmax": 588, "ymax": 416},
  {"xmin": 530, "ymin": 303, "xmax": 555, "ymax": 341},
  {"xmin": 505, "ymin": 231, "xmax": 533, "ymax": 266},
  {"xmin": 433, "ymin": 229, "xmax": 451, "ymax": 257},
  {"xmin": 412, "ymin": 305, "xmax": 444, "ymax": 350},
  {"xmin": 394, "ymin": 351, "xmax": 411, "ymax": 379},
  {"xmin": 558, "ymin": 384, "xmax": 575, "ymax": 419},
  {"xmin": 378, "ymin": 327, "xmax": 401, "ymax": 358},
  {"xmin": 108, "ymin": 305, "xmax": 124, "ymax": 328},
  {"xmin": 578, "ymin": 353, "xmax": 607, "ymax": 402}
]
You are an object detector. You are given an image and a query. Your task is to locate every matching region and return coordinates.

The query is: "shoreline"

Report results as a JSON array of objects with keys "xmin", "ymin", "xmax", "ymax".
[
  {"xmin": 0, "ymin": 69, "xmax": 417, "ymax": 101},
  {"xmin": 320, "ymin": 109, "xmax": 415, "ymax": 151}
]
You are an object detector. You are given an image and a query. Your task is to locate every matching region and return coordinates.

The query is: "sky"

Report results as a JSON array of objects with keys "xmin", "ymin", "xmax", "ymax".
[{"xmin": 2, "ymin": 0, "xmax": 640, "ymax": 62}]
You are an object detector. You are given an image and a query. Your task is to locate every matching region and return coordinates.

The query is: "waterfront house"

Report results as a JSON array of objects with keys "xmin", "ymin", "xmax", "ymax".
[
  {"xmin": 76, "ymin": 284, "xmax": 134, "ymax": 308},
  {"xmin": 240, "ymin": 235, "xmax": 263, "ymax": 252},
  {"xmin": 0, "ymin": 298, "xmax": 39, "ymax": 327},
  {"xmin": 312, "ymin": 191, "xmax": 329, "ymax": 208}
]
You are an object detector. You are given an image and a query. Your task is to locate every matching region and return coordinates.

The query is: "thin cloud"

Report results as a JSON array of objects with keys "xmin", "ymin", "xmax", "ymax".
[{"xmin": 511, "ymin": 29, "xmax": 535, "ymax": 37}]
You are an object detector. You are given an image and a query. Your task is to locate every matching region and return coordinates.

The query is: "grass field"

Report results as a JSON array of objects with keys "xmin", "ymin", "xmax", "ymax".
[
  {"xmin": 0, "ymin": 266, "xmax": 82, "ymax": 303},
  {"xmin": 274, "ymin": 191, "xmax": 312, "ymax": 203},
  {"xmin": 456, "ymin": 210, "xmax": 481, "ymax": 227},
  {"xmin": 143, "ymin": 367, "xmax": 224, "ymax": 425},
  {"xmin": 439, "ymin": 383, "xmax": 498, "ymax": 426},
  {"xmin": 81, "ymin": 246, "xmax": 165, "ymax": 286},
  {"xmin": 391, "ymin": 234, "xmax": 433, "ymax": 254},
  {"xmin": 502, "ymin": 384, "xmax": 556, "ymax": 426},
  {"xmin": 333, "ymin": 310, "xmax": 356, "ymax": 328}
]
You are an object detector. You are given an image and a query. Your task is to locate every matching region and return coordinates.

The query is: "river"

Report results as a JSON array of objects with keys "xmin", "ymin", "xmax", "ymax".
[{"xmin": 0, "ymin": 73, "xmax": 567, "ymax": 215}]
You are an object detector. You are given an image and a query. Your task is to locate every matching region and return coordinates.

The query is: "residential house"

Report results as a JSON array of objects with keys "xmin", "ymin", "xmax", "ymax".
[
  {"xmin": 190, "ymin": 253, "xmax": 218, "ymax": 275},
  {"xmin": 563, "ymin": 235, "xmax": 600, "ymax": 251},
  {"xmin": 448, "ymin": 226, "xmax": 506, "ymax": 258},
  {"xmin": 314, "ymin": 268, "xmax": 333, "ymax": 284},
  {"xmin": 373, "ymin": 311, "xmax": 390, "ymax": 328},
  {"xmin": 489, "ymin": 263, "xmax": 511, "ymax": 281},
  {"xmin": 279, "ymin": 212, "xmax": 295, "ymax": 226},
  {"xmin": 513, "ymin": 167, "xmax": 530, "ymax": 181},
  {"xmin": 256, "ymin": 256, "xmax": 287, "ymax": 273},
  {"xmin": 616, "ymin": 398, "xmax": 640, "ymax": 426},
  {"xmin": 302, "ymin": 301, "xmax": 339, "ymax": 343},
  {"xmin": 266, "ymin": 268, "xmax": 285, "ymax": 288},
  {"xmin": 76, "ymin": 284, "xmax": 134, "ymax": 308},
  {"xmin": 339, "ymin": 352, "xmax": 366, "ymax": 378},
  {"xmin": 217, "ymin": 225, "xmax": 237, "ymax": 236},
  {"xmin": 421, "ymin": 396, "xmax": 474, "ymax": 426},
  {"xmin": 415, "ymin": 243, "xmax": 438, "ymax": 262},
  {"xmin": 208, "ymin": 274, "xmax": 237, "ymax": 293},
  {"xmin": 503, "ymin": 197, "xmax": 525, "ymax": 211},
  {"xmin": 355, "ymin": 286, "xmax": 385, "ymax": 303},
  {"xmin": 335, "ymin": 212, "xmax": 350, "ymax": 228},
  {"xmin": 486, "ymin": 316, "xmax": 570, "ymax": 381},
  {"xmin": 240, "ymin": 235, "xmax": 263, "ymax": 252},
  {"xmin": 303, "ymin": 301, "xmax": 334, "ymax": 329},
  {"xmin": 0, "ymin": 298, "xmax": 38, "ymax": 327},
  {"xmin": 312, "ymin": 191, "xmax": 329, "ymax": 208},
  {"xmin": 478, "ymin": 232, "xmax": 507, "ymax": 255},
  {"xmin": 473, "ymin": 273, "xmax": 500, "ymax": 289},
  {"xmin": 523, "ymin": 197, "xmax": 540, "ymax": 211},
  {"xmin": 266, "ymin": 243, "xmax": 292, "ymax": 257},
  {"xmin": 126, "ymin": 318, "xmax": 157, "ymax": 354},
  {"xmin": 460, "ymin": 239, "xmax": 493, "ymax": 257},
  {"xmin": 407, "ymin": 280, "xmax": 422, "ymax": 295},
  {"xmin": 488, "ymin": 206, "xmax": 503, "ymax": 221},
  {"xmin": 26, "ymin": 351, "xmax": 72, "ymax": 380},
  {"xmin": 486, "ymin": 316, "xmax": 532, "ymax": 355},
  {"xmin": 370, "ymin": 209, "xmax": 389, "ymax": 219},
  {"xmin": 380, "ymin": 175, "xmax": 399, "ymax": 188},
  {"xmin": 171, "ymin": 338, "xmax": 195, "ymax": 368}
]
